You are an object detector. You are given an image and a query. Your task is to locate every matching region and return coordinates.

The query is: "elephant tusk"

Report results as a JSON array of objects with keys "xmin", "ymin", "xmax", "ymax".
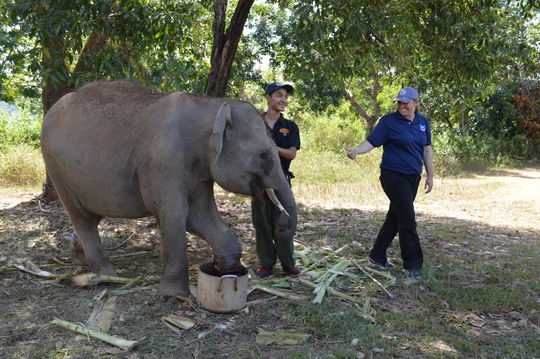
[{"xmin": 265, "ymin": 188, "xmax": 290, "ymax": 217}]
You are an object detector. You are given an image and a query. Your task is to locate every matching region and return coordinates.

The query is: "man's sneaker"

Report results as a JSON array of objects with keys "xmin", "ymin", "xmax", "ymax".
[
  {"xmin": 405, "ymin": 268, "xmax": 421, "ymax": 279},
  {"xmin": 282, "ymin": 266, "xmax": 303, "ymax": 277},
  {"xmin": 368, "ymin": 256, "xmax": 394, "ymax": 270},
  {"xmin": 255, "ymin": 267, "xmax": 273, "ymax": 280}
]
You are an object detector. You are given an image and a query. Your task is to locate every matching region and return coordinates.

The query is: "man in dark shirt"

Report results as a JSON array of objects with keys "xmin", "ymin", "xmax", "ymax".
[{"xmin": 252, "ymin": 82, "xmax": 302, "ymax": 280}]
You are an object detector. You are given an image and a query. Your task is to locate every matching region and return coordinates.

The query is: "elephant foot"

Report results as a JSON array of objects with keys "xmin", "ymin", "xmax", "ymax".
[
  {"xmin": 70, "ymin": 240, "xmax": 88, "ymax": 266},
  {"xmin": 70, "ymin": 238, "xmax": 117, "ymax": 276},
  {"xmin": 158, "ymin": 281, "xmax": 190, "ymax": 303},
  {"xmin": 213, "ymin": 255, "xmax": 244, "ymax": 276},
  {"xmin": 94, "ymin": 264, "xmax": 117, "ymax": 277}
]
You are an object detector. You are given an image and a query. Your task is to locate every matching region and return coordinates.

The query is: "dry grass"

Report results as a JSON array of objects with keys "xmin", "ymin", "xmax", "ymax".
[{"xmin": 0, "ymin": 145, "xmax": 45, "ymax": 187}]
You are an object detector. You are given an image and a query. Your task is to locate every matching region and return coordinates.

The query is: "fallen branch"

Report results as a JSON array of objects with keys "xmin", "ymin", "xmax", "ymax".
[
  {"xmin": 109, "ymin": 251, "xmax": 149, "ymax": 260},
  {"xmin": 51, "ymin": 318, "xmax": 139, "ymax": 351}
]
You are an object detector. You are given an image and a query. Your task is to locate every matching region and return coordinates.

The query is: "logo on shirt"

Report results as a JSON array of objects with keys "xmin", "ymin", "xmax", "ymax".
[
  {"xmin": 280, "ymin": 128, "xmax": 290, "ymax": 134},
  {"xmin": 420, "ymin": 125, "xmax": 426, "ymax": 132}
]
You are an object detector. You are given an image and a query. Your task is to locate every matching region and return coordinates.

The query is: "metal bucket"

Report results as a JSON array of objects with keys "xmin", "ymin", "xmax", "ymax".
[{"xmin": 196, "ymin": 262, "xmax": 248, "ymax": 313}]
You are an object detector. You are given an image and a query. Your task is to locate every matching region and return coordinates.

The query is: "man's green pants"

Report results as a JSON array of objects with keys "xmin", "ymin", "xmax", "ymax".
[{"xmin": 251, "ymin": 196, "xmax": 295, "ymax": 269}]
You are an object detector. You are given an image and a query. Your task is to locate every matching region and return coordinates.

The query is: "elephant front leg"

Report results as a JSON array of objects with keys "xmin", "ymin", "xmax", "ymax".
[
  {"xmin": 211, "ymin": 231, "xmax": 244, "ymax": 276},
  {"xmin": 158, "ymin": 224, "xmax": 191, "ymax": 303},
  {"xmin": 186, "ymin": 186, "xmax": 243, "ymax": 276}
]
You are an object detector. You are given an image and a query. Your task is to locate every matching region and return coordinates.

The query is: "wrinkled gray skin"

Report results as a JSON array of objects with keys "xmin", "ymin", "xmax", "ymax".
[{"xmin": 41, "ymin": 81, "xmax": 297, "ymax": 302}]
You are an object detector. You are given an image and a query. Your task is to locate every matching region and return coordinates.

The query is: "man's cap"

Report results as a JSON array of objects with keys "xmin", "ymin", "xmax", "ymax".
[
  {"xmin": 265, "ymin": 82, "xmax": 294, "ymax": 95},
  {"xmin": 395, "ymin": 87, "xmax": 419, "ymax": 103}
]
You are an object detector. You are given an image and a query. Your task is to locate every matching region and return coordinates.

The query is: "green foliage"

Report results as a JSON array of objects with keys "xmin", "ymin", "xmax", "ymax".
[
  {"xmin": 0, "ymin": 98, "xmax": 43, "ymax": 150},
  {"xmin": 296, "ymin": 103, "xmax": 366, "ymax": 154},
  {"xmin": 3, "ymin": 0, "xmax": 211, "ymax": 94},
  {"xmin": 432, "ymin": 81, "xmax": 540, "ymax": 169},
  {"xmin": 433, "ymin": 129, "xmax": 525, "ymax": 172}
]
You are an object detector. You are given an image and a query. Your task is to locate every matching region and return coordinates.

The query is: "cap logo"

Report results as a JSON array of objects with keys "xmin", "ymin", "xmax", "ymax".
[{"xmin": 399, "ymin": 89, "xmax": 407, "ymax": 96}]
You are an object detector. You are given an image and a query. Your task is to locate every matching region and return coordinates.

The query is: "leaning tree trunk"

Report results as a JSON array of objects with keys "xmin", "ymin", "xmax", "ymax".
[
  {"xmin": 40, "ymin": 32, "xmax": 109, "ymax": 203},
  {"xmin": 344, "ymin": 69, "xmax": 382, "ymax": 134},
  {"xmin": 205, "ymin": 0, "xmax": 255, "ymax": 98}
]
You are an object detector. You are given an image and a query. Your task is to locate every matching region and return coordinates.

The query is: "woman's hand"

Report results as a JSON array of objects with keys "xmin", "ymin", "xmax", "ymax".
[
  {"xmin": 346, "ymin": 141, "xmax": 374, "ymax": 159},
  {"xmin": 346, "ymin": 147, "xmax": 358, "ymax": 159},
  {"xmin": 424, "ymin": 176, "xmax": 434, "ymax": 194}
]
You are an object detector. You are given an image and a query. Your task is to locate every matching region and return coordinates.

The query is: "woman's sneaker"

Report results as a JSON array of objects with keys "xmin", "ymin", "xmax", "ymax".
[
  {"xmin": 368, "ymin": 256, "xmax": 394, "ymax": 270},
  {"xmin": 405, "ymin": 268, "xmax": 421, "ymax": 279}
]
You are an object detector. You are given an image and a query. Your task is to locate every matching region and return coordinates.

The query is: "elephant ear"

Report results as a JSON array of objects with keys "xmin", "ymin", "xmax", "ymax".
[{"xmin": 213, "ymin": 102, "xmax": 232, "ymax": 161}]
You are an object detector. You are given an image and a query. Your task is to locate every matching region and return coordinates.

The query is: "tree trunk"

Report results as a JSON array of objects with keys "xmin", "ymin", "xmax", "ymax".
[
  {"xmin": 40, "ymin": 34, "xmax": 71, "ymax": 203},
  {"xmin": 344, "ymin": 70, "xmax": 382, "ymax": 134},
  {"xmin": 40, "ymin": 32, "xmax": 109, "ymax": 203},
  {"xmin": 205, "ymin": 0, "xmax": 255, "ymax": 97}
]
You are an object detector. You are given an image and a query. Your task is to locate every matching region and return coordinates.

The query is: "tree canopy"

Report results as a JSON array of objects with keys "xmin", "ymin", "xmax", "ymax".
[{"xmin": 1, "ymin": 0, "xmax": 539, "ymax": 134}]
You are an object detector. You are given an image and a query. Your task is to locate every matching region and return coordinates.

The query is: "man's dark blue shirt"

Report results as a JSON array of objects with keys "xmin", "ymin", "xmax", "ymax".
[{"xmin": 270, "ymin": 113, "xmax": 300, "ymax": 174}]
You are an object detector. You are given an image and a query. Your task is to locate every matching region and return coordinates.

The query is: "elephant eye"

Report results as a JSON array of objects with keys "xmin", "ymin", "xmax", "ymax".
[{"xmin": 260, "ymin": 151, "xmax": 269, "ymax": 161}]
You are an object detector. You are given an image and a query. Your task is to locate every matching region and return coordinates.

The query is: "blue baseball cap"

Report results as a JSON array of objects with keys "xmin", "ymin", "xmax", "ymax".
[
  {"xmin": 395, "ymin": 87, "xmax": 419, "ymax": 103},
  {"xmin": 265, "ymin": 82, "xmax": 294, "ymax": 95}
]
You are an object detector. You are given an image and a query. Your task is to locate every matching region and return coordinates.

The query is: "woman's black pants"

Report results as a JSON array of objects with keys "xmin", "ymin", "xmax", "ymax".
[{"xmin": 369, "ymin": 169, "xmax": 423, "ymax": 270}]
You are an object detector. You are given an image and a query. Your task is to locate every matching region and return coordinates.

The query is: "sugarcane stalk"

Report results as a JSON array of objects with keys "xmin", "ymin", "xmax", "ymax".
[
  {"xmin": 314, "ymin": 260, "xmax": 349, "ymax": 284},
  {"xmin": 363, "ymin": 266, "xmax": 396, "ymax": 280},
  {"xmin": 109, "ymin": 284, "xmax": 159, "ymax": 296},
  {"xmin": 294, "ymin": 278, "xmax": 367, "ymax": 305},
  {"xmin": 256, "ymin": 330, "xmax": 310, "ymax": 345},
  {"xmin": 312, "ymin": 260, "xmax": 350, "ymax": 304},
  {"xmin": 302, "ymin": 255, "xmax": 330, "ymax": 272},
  {"xmin": 302, "ymin": 245, "xmax": 349, "ymax": 272},
  {"xmin": 118, "ymin": 276, "xmax": 142, "ymax": 290},
  {"xmin": 51, "ymin": 318, "xmax": 139, "ymax": 351},
  {"xmin": 252, "ymin": 284, "xmax": 306, "ymax": 300},
  {"xmin": 161, "ymin": 315, "xmax": 195, "ymax": 330},
  {"xmin": 87, "ymin": 296, "xmax": 117, "ymax": 332},
  {"xmin": 352, "ymin": 260, "xmax": 395, "ymax": 299},
  {"xmin": 334, "ymin": 244, "xmax": 350, "ymax": 255},
  {"xmin": 70, "ymin": 273, "xmax": 133, "ymax": 287}
]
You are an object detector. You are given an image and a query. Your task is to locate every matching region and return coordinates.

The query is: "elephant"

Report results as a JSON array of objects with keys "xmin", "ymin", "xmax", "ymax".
[{"xmin": 40, "ymin": 80, "xmax": 298, "ymax": 302}]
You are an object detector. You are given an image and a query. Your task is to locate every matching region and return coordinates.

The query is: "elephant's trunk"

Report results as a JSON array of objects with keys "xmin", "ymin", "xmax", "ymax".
[{"xmin": 264, "ymin": 187, "xmax": 297, "ymax": 242}]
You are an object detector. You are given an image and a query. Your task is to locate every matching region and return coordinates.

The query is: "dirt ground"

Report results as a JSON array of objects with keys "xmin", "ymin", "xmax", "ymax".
[{"xmin": 1, "ymin": 167, "xmax": 539, "ymax": 358}]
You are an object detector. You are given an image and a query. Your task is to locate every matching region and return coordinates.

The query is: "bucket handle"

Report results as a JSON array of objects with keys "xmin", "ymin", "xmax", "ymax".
[{"xmin": 218, "ymin": 274, "xmax": 238, "ymax": 292}]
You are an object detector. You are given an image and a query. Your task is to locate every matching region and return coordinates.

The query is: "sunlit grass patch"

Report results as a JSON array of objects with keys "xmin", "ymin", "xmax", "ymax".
[{"xmin": 0, "ymin": 144, "xmax": 45, "ymax": 187}]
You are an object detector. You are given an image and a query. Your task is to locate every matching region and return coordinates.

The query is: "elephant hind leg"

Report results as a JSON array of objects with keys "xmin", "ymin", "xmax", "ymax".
[
  {"xmin": 69, "ymin": 214, "xmax": 117, "ymax": 276},
  {"xmin": 70, "ymin": 234, "xmax": 87, "ymax": 266}
]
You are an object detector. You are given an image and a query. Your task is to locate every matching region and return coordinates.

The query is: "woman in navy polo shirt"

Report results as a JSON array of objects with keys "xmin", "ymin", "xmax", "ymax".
[{"xmin": 346, "ymin": 87, "xmax": 434, "ymax": 279}]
